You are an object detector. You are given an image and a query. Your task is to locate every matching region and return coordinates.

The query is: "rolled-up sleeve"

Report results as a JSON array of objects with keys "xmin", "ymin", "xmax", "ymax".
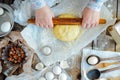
[
  {"xmin": 30, "ymin": 0, "xmax": 46, "ymax": 10},
  {"xmin": 87, "ymin": 0, "xmax": 107, "ymax": 11}
]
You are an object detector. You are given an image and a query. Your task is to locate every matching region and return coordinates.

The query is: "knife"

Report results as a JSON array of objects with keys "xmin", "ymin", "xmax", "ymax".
[{"xmin": 28, "ymin": 18, "xmax": 106, "ymax": 25}]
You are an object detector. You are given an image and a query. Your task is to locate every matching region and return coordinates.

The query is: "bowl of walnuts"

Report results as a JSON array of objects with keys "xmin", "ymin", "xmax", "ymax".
[{"xmin": 1, "ymin": 40, "xmax": 26, "ymax": 64}]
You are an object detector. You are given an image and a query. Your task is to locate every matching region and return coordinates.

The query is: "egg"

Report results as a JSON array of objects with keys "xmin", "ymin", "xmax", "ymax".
[
  {"xmin": 35, "ymin": 62, "xmax": 44, "ymax": 71},
  {"xmin": 87, "ymin": 56, "xmax": 99, "ymax": 65},
  {"xmin": 60, "ymin": 61, "xmax": 69, "ymax": 69},
  {"xmin": 1, "ymin": 22, "xmax": 11, "ymax": 33},
  {"xmin": 45, "ymin": 72, "xmax": 54, "ymax": 80},
  {"xmin": 39, "ymin": 77, "xmax": 46, "ymax": 80},
  {"xmin": 42, "ymin": 46, "xmax": 52, "ymax": 56},
  {"xmin": 59, "ymin": 73, "xmax": 67, "ymax": 80},
  {"xmin": 53, "ymin": 66, "xmax": 62, "ymax": 75},
  {"xmin": 0, "ymin": 7, "xmax": 4, "ymax": 15}
]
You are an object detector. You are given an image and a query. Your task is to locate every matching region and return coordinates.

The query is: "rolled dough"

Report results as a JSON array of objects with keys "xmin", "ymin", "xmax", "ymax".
[{"xmin": 53, "ymin": 14, "xmax": 82, "ymax": 42}]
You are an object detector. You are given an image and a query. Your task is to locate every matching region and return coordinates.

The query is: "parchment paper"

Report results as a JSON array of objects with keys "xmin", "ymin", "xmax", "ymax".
[{"xmin": 21, "ymin": 0, "xmax": 116, "ymax": 66}]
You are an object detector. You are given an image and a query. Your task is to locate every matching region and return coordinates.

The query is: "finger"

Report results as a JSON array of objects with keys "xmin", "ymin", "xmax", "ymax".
[
  {"xmin": 36, "ymin": 18, "xmax": 43, "ymax": 27},
  {"xmin": 81, "ymin": 21, "xmax": 86, "ymax": 28},
  {"xmin": 39, "ymin": 24, "xmax": 44, "ymax": 28},
  {"xmin": 36, "ymin": 23, "xmax": 39, "ymax": 27},
  {"xmin": 91, "ymin": 24, "xmax": 95, "ymax": 28},
  {"xmin": 48, "ymin": 19, "xmax": 54, "ymax": 28},
  {"xmin": 38, "ymin": 19, "xmax": 46, "ymax": 28},
  {"xmin": 82, "ymin": 17, "xmax": 90, "ymax": 28},
  {"xmin": 94, "ymin": 23, "xmax": 97, "ymax": 27},
  {"xmin": 86, "ymin": 24, "xmax": 91, "ymax": 28},
  {"xmin": 35, "ymin": 19, "xmax": 40, "ymax": 27},
  {"xmin": 44, "ymin": 25, "xmax": 49, "ymax": 28},
  {"xmin": 82, "ymin": 23, "xmax": 87, "ymax": 28},
  {"xmin": 48, "ymin": 22, "xmax": 53, "ymax": 28},
  {"xmin": 52, "ymin": 13, "xmax": 55, "ymax": 17},
  {"xmin": 48, "ymin": 23, "xmax": 53, "ymax": 28},
  {"xmin": 95, "ymin": 21, "xmax": 99, "ymax": 27}
]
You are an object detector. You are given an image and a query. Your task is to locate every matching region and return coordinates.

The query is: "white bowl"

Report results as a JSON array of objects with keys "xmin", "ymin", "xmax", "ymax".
[{"xmin": 0, "ymin": 3, "xmax": 14, "ymax": 37}]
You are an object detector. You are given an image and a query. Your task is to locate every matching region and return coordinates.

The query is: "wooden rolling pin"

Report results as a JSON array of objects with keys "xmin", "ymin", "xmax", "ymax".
[{"xmin": 28, "ymin": 18, "xmax": 106, "ymax": 25}]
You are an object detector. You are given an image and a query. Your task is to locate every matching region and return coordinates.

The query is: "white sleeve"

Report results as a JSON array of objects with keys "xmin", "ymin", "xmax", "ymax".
[
  {"xmin": 87, "ymin": 0, "xmax": 107, "ymax": 11},
  {"xmin": 30, "ymin": 0, "xmax": 46, "ymax": 10}
]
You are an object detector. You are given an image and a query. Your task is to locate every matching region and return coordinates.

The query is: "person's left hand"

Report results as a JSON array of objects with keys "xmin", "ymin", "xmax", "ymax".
[{"xmin": 82, "ymin": 7, "xmax": 100, "ymax": 28}]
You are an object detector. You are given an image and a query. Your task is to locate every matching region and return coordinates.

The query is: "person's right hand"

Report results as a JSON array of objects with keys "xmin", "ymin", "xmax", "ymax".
[
  {"xmin": 82, "ymin": 7, "xmax": 100, "ymax": 28},
  {"xmin": 35, "ymin": 5, "xmax": 54, "ymax": 28}
]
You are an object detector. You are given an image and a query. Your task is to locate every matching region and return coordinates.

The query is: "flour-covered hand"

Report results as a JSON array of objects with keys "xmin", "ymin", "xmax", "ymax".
[
  {"xmin": 35, "ymin": 5, "xmax": 54, "ymax": 28},
  {"xmin": 82, "ymin": 7, "xmax": 100, "ymax": 28}
]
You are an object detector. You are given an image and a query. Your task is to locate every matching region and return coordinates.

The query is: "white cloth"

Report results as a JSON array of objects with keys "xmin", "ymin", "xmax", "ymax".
[
  {"xmin": 30, "ymin": 0, "xmax": 46, "ymax": 9},
  {"xmin": 30, "ymin": 0, "xmax": 107, "ymax": 11},
  {"xmin": 87, "ymin": 0, "xmax": 107, "ymax": 11}
]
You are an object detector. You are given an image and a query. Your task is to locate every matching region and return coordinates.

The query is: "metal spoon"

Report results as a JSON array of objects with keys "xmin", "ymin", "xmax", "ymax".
[
  {"xmin": 87, "ymin": 66, "xmax": 120, "ymax": 80},
  {"xmin": 86, "ymin": 55, "xmax": 120, "ymax": 66}
]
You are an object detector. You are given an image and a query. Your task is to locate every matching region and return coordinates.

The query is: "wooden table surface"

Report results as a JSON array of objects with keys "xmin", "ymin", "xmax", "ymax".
[{"xmin": 0, "ymin": 0, "xmax": 120, "ymax": 80}]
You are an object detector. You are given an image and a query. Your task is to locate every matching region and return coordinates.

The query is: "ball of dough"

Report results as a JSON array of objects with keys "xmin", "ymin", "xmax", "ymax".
[
  {"xmin": 1, "ymin": 22, "xmax": 11, "ymax": 32},
  {"xmin": 53, "ymin": 66, "xmax": 62, "ymax": 75},
  {"xmin": 35, "ymin": 62, "xmax": 44, "ymax": 70},
  {"xmin": 53, "ymin": 14, "xmax": 82, "ymax": 42},
  {"xmin": 39, "ymin": 77, "xmax": 46, "ymax": 80},
  {"xmin": 0, "ymin": 7, "xmax": 4, "ymax": 15},
  {"xmin": 45, "ymin": 72, "xmax": 54, "ymax": 80},
  {"xmin": 59, "ymin": 73, "xmax": 67, "ymax": 80}
]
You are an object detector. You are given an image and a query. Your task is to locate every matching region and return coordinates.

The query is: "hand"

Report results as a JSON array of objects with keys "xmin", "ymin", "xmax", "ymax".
[
  {"xmin": 35, "ymin": 5, "xmax": 54, "ymax": 28},
  {"xmin": 82, "ymin": 7, "xmax": 100, "ymax": 28}
]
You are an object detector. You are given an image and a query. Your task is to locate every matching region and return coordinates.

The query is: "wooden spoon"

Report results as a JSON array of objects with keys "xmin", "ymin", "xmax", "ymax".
[{"xmin": 96, "ymin": 62, "xmax": 120, "ymax": 68}]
